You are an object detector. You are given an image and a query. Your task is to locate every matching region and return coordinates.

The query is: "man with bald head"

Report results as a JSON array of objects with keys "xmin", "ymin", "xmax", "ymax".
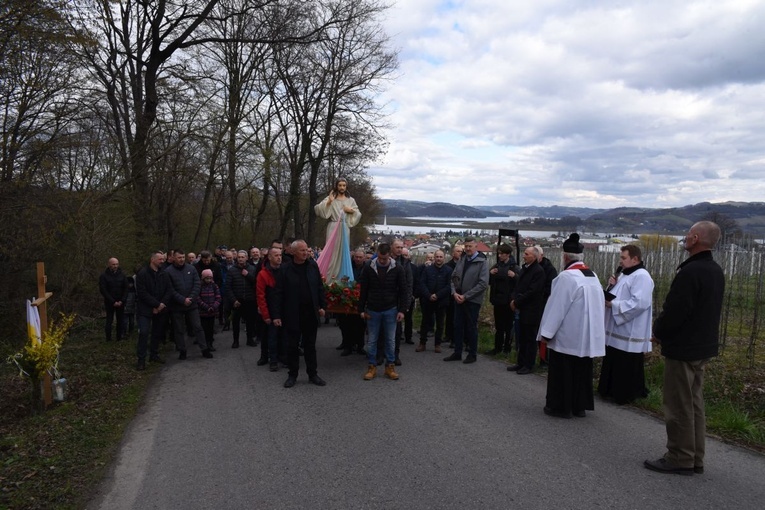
[
  {"xmin": 645, "ymin": 221, "xmax": 725, "ymax": 476},
  {"xmin": 99, "ymin": 257, "xmax": 128, "ymax": 342}
]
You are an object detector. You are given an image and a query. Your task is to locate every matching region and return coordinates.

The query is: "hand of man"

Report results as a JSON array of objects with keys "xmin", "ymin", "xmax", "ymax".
[
  {"xmin": 318, "ymin": 308, "xmax": 325, "ymax": 317},
  {"xmin": 233, "ymin": 300, "xmax": 241, "ymax": 308},
  {"xmin": 184, "ymin": 298, "xmax": 192, "ymax": 306},
  {"xmin": 508, "ymin": 270, "xmax": 515, "ymax": 277},
  {"xmin": 510, "ymin": 300, "xmax": 516, "ymax": 312},
  {"xmin": 430, "ymin": 294, "xmax": 437, "ymax": 302},
  {"xmin": 273, "ymin": 319, "xmax": 282, "ymax": 327},
  {"xmin": 396, "ymin": 312, "xmax": 404, "ymax": 322},
  {"xmin": 490, "ymin": 268, "xmax": 498, "ymax": 275}
]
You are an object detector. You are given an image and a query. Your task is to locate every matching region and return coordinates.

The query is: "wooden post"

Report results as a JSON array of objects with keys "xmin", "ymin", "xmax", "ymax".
[{"xmin": 32, "ymin": 262, "xmax": 53, "ymax": 408}]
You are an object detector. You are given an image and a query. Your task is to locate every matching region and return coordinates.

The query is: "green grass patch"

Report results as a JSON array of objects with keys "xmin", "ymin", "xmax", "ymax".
[{"xmin": 0, "ymin": 318, "xmax": 164, "ymax": 509}]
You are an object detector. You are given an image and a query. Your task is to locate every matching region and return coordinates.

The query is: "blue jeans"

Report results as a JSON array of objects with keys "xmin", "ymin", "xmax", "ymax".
[
  {"xmin": 453, "ymin": 301, "xmax": 481, "ymax": 357},
  {"xmin": 366, "ymin": 308, "xmax": 397, "ymax": 365}
]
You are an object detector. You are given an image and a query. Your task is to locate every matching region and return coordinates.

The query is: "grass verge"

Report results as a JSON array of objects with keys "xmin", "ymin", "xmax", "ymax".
[{"xmin": 0, "ymin": 318, "xmax": 163, "ymax": 510}]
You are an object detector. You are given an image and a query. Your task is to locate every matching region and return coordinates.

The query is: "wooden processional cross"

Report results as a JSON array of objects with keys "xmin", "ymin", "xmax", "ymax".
[{"xmin": 31, "ymin": 261, "xmax": 54, "ymax": 407}]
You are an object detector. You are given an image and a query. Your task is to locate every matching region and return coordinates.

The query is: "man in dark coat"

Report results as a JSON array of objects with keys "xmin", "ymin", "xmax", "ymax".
[
  {"xmin": 272, "ymin": 240, "xmax": 327, "ymax": 388},
  {"xmin": 645, "ymin": 221, "xmax": 725, "ymax": 476},
  {"xmin": 99, "ymin": 257, "xmax": 128, "ymax": 342},
  {"xmin": 165, "ymin": 249, "xmax": 212, "ymax": 360},
  {"xmin": 225, "ymin": 250, "xmax": 258, "ymax": 348},
  {"xmin": 416, "ymin": 250, "xmax": 453, "ymax": 353},
  {"xmin": 508, "ymin": 247, "xmax": 546, "ymax": 374},
  {"xmin": 338, "ymin": 249, "xmax": 368, "ymax": 356},
  {"xmin": 135, "ymin": 251, "xmax": 172, "ymax": 369},
  {"xmin": 488, "ymin": 243, "xmax": 519, "ymax": 355}
]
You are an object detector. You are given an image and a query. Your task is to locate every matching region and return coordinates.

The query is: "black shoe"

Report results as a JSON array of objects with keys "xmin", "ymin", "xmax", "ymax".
[
  {"xmin": 463, "ymin": 354, "xmax": 477, "ymax": 364},
  {"xmin": 643, "ymin": 458, "xmax": 694, "ymax": 476},
  {"xmin": 202, "ymin": 349, "xmax": 213, "ymax": 359},
  {"xmin": 309, "ymin": 375, "xmax": 326, "ymax": 386},
  {"xmin": 486, "ymin": 348, "xmax": 500, "ymax": 356},
  {"xmin": 257, "ymin": 358, "xmax": 269, "ymax": 366},
  {"xmin": 516, "ymin": 367, "xmax": 532, "ymax": 375},
  {"xmin": 179, "ymin": 350, "xmax": 187, "ymax": 360},
  {"xmin": 394, "ymin": 357, "xmax": 402, "ymax": 366},
  {"xmin": 443, "ymin": 353, "xmax": 462, "ymax": 362},
  {"xmin": 222, "ymin": 325, "xmax": 230, "ymax": 331},
  {"xmin": 232, "ymin": 340, "xmax": 240, "ymax": 348},
  {"xmin": 246, "ymin": 339, "xmax": 257, "ymax": 347},
  {"xmin": 357, "ymin": 348, "xmax": 367, "ymax": 356},
  {"xmin": 269, "ymin": 362, "xmax": 279, "ymax": 372},
  {"xmin": 136, "ymin": 359, "xmax": 146, "ymax": 371},
  {"xmin": 694, "ymin": 466, "xmax": 704, "ymax": 474},
  {"xmin": 340, "ymin": 349, "xmax": 353, "ymax": 357},
  {"xmin": 543, "ymin": 406, "xmax": 572, "ymax": 419},
  {"xmin": 284, "ymin": 377, "xmax": 297, "ymax": 388},
  {"xmin": 149, "ymin": 356, "xmax": 165, "ymax": 364},
  {"xmin": 506, "ymin": 364, "xmax": 520, "ymax": 372},
  {"xmin": 335, "ymin": 344, "xmax": 345, "ymax": 350},
  {"xmin": 404, "ymin": 339, "xmax": 415, "ymax": 345},
  {"xmin": 573, "ymin": 410, "xmax": 586, "ymax": 418}
]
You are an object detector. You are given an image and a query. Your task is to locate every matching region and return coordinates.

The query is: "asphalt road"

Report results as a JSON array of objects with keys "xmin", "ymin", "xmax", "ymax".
[{"xmin": 88, "ymin": 322, "xmax": 765, "ymax": 510}]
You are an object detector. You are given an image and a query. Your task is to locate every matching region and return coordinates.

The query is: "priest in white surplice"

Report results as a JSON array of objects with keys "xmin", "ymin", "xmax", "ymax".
[{"xmin": 538, "ymin": 233, "xmax": 606, "ymax": 418}]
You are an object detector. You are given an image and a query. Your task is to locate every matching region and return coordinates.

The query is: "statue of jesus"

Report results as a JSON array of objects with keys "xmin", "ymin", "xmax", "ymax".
[{"xmin": 314, "ymin": 177, "xmax": 361, "ymax": 282}]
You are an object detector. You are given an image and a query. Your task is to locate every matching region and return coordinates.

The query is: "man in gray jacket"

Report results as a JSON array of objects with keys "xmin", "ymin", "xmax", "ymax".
[
  {"xmin": 165, "ymin": 249, "xmax": 212, "ymax": 360},
  {"xmin": 444, "ymin": 237, "xmax": 490, "ymax": 364}
]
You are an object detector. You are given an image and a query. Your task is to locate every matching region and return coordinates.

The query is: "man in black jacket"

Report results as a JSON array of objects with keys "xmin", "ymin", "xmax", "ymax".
[
  {"xmin": 358, "ymin": 243, "xmax": 408, "ymax": 381},
  {"xmin": 226, "ymin": 250, "xmax": 258, "ymax": 348},
  {"xmin": 99, "ymin": 257, "xmax": 128, "ymax": 342},
  {"xmin": 416, "ymin": 250, "xmax": 453, "ymax": 354},
  {"xmin": 488, "ymin": 243, "xmax": 519, "ymax": 355},
  {"xmin": 645, "ymin": 221, "xmax": 725, "ymax": 476},
  {"xmin": 508, "ymin": 247, "xmax": 546, "ymax": 374},
  {"xmin": 273, "ymin": 240, "xmax": 327, "ymax": 388},
  {"xmin": 135, "ymin": 251, "xmax": 171, "ymax": 369},
  {"xmin": 165, "ymin": 249, "xmax": 212, "ymax": 360}
]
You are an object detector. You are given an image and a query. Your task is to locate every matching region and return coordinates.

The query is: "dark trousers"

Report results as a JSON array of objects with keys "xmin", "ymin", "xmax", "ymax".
[
  {"xmin": 493, "ymin": 304, "xmax": 514, "ymax": 352},
  {"xmin": 419, "ymin": 301, "xmax": 445, "ymax": 345},
  {"xmin": 339, "ymin": 314, "xmax": 365, "ymax": 351},
  {"xmin": 453, "ymin": 301, "xmax": 481, "ymax": 357},
  {"xmin": 517, "ymin": 321, "xmax": 539, "ymax": 369},
  {"xmin": 262, "ymin": 323, "xmax": 285, "ymax": 363},
  {"xmin": 403, "ymin": 300, "xmax": 414, "ymax": 341},
  {"xmin": 231, "ymin": 300, "xmax": 257, "ymax": 343},
  {"xmin": 445, "ymin": 297, "xmax": 455, "ymax": 342},
  {"xmin": 171, "ymin": 309, "xmax": 207, "ymax": 352},
  {"xmin": 286, "ymin": 312, "xmax": 319, "ymax": 378},
  {"xmin": 201, "ymin": 316, "xmax": 216, "ymax": 347},
  {"xmin": 104, "ymin": 304, "xmax": 125, "ymax": 341},
  {"xmin": 136, "ymin": 312, "xmax": 167, "ymax": 360}
]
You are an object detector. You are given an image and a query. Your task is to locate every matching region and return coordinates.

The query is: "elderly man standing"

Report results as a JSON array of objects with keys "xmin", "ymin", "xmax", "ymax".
[
  {"xmin": 99, "ymin": 257, "xmax": 128, "ymax": 342},
  {"xmin": 644, "ymin": 221, "xmax": 725, "ymax": 476},
  {"xmin": 598, "ymin": 244, "xmax": 654, "ymax": 405},
  {"xmin": 273, "ymin": 240, "xmax": 327, "ymax": 388},
  {"xmin": 416, "ymin": 249, "xmax": 453, "ymax": 353},
  {"xmin": 538, "ymin": 234, "xmax": 605, "ymax": 418},
  {"xmin": 508, "ymin": 247, "xmax": 546, "ymax": 374},
  {"xmin": 444, "ymin": 237, "xmax": 489, "ymax": 364},
  {"xmin": 135, "ymin": 251, "xmax": 171, "ymax": 369}
]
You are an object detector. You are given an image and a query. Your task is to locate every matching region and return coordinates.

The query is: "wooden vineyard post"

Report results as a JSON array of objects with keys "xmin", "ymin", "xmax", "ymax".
[{"xmin": 31, "ymin": 261, "xmax": 54, "ymax": 408}]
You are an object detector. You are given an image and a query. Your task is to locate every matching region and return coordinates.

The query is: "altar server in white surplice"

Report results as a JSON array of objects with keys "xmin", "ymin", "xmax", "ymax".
[{"xmin": 598, "ymin": 244, "xmax": 653, "ymax": 405}]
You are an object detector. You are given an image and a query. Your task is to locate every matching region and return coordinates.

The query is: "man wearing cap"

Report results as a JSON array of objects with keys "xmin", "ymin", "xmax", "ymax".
[{"xmin": 538, "ymin": 233, "xmax": 605, "ymax": 418}]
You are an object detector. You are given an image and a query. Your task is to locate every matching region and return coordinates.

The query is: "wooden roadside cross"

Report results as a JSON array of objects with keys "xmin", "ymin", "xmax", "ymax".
[{"xmin": 31, "ymin": 261, "xmax": 54, "ymax": 408}]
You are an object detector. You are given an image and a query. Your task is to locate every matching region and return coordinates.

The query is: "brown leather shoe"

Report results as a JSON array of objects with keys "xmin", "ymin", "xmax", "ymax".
[
  {"xmin": 434, "ymin": 344, "xmax": 442, "ymax": 353},
  {"xmin": 384, "ymin": 363, "xmax": 399, "ymax": 380},
  {"xmin": 415, "ymin": 343, "xmax": 426, "ymax": 352},
  {"xmin": 364, "ymin": 364, "xmax": 377, "ymax": 381}
]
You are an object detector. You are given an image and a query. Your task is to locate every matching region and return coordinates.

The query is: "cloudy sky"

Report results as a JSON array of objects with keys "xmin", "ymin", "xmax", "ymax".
[{"xmin": 367, "ymin": 0, "xmax": 765, "ymax": 209}]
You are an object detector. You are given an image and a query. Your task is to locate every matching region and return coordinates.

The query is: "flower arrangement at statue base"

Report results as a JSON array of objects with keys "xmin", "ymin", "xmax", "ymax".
[
  {"xmin": 7, "ymin": 313, "xmax": 75, "ymax": 413},
  {"xmin": 324, "ymin": 276, "xmax": 361, "ymax": 315}
]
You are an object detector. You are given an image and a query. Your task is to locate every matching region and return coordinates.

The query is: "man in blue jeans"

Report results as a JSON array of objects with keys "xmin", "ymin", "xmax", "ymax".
[
  {"xmin": 443, "ymin": 237, "xmax": 490, "ymax": 364},
  {"xmin": 358, "ymin": 243, "xmax": 408, "ymax": 381}
]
